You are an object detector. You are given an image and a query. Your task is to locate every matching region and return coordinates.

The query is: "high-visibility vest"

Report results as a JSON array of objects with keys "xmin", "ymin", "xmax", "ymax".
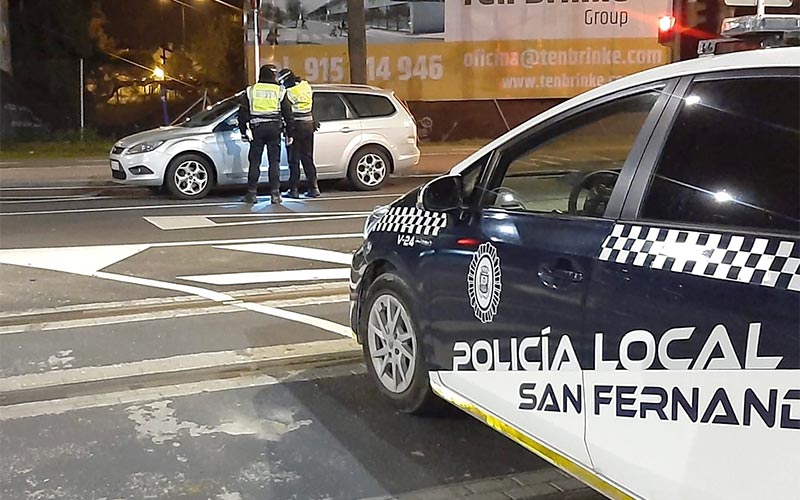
[
  {"xmin": 247, "ymin": 83, "xmax": 283, "ymax": 120},
  {"xmin": 286, "ymin": 80, "xmax": 313, "ymax": 121}
]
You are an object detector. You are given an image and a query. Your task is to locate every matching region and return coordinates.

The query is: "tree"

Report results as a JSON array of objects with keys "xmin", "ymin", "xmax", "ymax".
[
  {"xmin": 190, "ymin": 14, "xmax": 243, "ymax": 93},
  {"xmin": 9, "ymin": 0, "xmax": 100, "ymax": 131},
  {"xmin": 286, "ymin": 0, "xmax": 302, "ymax": 26}
]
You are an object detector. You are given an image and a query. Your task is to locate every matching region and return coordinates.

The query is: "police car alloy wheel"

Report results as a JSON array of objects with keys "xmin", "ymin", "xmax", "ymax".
[
  {"xmin": 349, "ymin": 146, "xmax": 389, "ymax": 191},
  {"xmin": 361, "ymin": 273, "xmax": 442, "ymax": 414},
  {"xmin": 165, "ymin": 154, "xmax": 214, "ymax": 200}
]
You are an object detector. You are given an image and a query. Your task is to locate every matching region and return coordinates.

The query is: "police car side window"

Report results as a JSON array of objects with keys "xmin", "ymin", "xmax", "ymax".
[
  {"xmin": 641, "ymin": 77, "xmax": 800, "ymax": 233},
  {"xmin": 312, "ymin": 93, "xmax": 348, "ymax": 122},
  {"xmin": 484, "ymin": 91, "xmax": 660, "ymax": 217}
]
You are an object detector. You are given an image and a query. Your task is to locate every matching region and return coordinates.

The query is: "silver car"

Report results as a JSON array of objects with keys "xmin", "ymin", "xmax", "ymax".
[{"xmin": 109, "ymin": 84, "xmax": 420, "ymax": 199}]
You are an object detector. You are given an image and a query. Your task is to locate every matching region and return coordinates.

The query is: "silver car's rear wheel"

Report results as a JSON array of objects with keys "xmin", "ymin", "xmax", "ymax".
[
  {"xmin": 348, "ymin": 147, "xmax": 389, "ymax": 191},
  {"xmin": 166, "ymin": 154, "xmax": 214, "ymax": 199}
]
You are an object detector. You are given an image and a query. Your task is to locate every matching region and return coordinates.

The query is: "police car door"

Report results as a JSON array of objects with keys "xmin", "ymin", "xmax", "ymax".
[
  {"xmin": 424, "ymin": 82, "xmax": 674, "ymax": 474},
  {"xmin": 583, "ymin": 70, "xmax": 800, "ymax": 500}
]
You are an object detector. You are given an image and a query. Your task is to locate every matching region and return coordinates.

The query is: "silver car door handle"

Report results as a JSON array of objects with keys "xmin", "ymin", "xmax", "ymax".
[{"xmin": 339, "ymin": 127, "xmax": 355, "ymax": 133}]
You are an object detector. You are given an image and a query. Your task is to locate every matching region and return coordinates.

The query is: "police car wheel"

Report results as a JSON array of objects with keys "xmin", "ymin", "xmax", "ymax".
[
  {"xmin": 348, "ymin": 147, "xmax": 389, "ymax": 191},
  {"xmin": 362, "ymin": 273, "xmax": 443, "ymax": 414},
  {"xmin": 166, "ymin": 154, "xmax": 214, "ymax": 200}
]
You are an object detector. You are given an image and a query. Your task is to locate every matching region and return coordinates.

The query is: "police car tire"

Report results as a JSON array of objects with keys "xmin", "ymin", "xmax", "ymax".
[
  {"xmin": 348, "ymin": 146, "xmax": 389, "ymax": 191},
  {"xmin": 361, "ymin": 273, "xmax": 446, "ymax": 415},
  {"xmin": 165, "ymin": 154, "xmax": 214, "ymax": 200}
]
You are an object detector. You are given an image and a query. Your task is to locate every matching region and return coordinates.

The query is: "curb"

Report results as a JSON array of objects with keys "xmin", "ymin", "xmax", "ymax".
[
  {"xmin": 0, "ymin": 282, "xmax": 351, "ymax": 328},
  {"xmin": 0, "ymin": 338, "xmax": 362, "ymax": 407}
]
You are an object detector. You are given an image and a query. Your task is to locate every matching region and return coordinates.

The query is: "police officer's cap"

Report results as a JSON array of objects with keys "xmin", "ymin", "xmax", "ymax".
[
  {"xmin": 277, "ymin": 68, "xmax": 296, "ymax": 85},
  {"xmin": 259, "ymin": 64, "xmax": 278, "ymax": 82}
]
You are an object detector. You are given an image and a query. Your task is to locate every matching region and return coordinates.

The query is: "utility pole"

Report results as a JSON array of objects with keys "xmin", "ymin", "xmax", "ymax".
[
  {"xmin": 347, "ymin": 0, "xmax": 367, "ymax": 84},
  {"xmin": 252, "ymin": 0, "xmax": 261, "ymax": 82},
  {"xmin": 160, "ymin": 46, "xmax": 171, "ymax": 125},
  {"xmin": 79, "ymin": 58, "xmax": 85, "ymax": 140}
]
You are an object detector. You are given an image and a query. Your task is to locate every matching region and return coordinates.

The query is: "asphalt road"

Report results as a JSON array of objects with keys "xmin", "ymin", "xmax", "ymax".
[{"xmin": 0, "ymin": 166, "xmax": 604, "ymax": 500}]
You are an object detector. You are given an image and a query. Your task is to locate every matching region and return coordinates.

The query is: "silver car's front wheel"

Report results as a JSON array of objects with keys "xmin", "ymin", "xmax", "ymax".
[
  {"xmin": 367, "ymin": 294, "xmax": 417, "ymax": 394},
  {"xmin": 165, "ymin": 154, "xmax": 214, "ymax": 200}
]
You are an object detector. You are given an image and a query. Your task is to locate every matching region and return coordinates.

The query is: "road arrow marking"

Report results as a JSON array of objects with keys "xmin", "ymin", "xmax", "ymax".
[
  {"xmin": 216, "ymin": 242, "xmax": 353, "ymax": 265},
  {"xmin": 179, "ymin": 268, "xmax": 351, "ymax": 286},
  {"xmin": 0, "ymin": 244, "xmax": 151, "ymax": 276}
]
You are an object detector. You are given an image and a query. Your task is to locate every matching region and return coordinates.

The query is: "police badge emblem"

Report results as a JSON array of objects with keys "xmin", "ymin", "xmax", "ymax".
[{"xmin": 468, "ymin": 242, "xmax": 502, "ymax": 323}]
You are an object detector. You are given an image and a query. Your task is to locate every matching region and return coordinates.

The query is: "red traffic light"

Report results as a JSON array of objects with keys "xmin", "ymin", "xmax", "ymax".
[{"xmin": 658, "ymin": 15, "xmax": 677, "ymax": 44}]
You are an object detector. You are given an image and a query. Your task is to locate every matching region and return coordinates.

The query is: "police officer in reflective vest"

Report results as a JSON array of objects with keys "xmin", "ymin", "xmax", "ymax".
[
  {"xmin": 277, "ymin": 68, "xmax": 320, "ymax": 198},
  {"xmin": 238, "ymin": 64, "xmax": 294, "ymax": 204}
]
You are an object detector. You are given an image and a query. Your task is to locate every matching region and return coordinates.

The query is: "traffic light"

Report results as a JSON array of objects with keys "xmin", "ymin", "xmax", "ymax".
[{"xmin": 658, "ymin": 15, "xmax": 677, "ymax": 44}]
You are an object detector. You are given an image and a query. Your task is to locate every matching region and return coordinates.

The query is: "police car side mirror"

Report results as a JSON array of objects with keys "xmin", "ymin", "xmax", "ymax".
[{"xmin": 419, "ymin": 175, "xmax": 463, "ymax": 212}]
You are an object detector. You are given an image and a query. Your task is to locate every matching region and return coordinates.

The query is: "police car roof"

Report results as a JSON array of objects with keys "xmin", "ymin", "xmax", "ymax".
[{"xmin": 451, "ymin": 46, "xmax": 800, "ymax": 175}]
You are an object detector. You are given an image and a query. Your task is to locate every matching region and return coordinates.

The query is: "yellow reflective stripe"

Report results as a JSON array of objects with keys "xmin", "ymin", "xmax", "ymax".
[
  {"xmin": 288, "ymin": 81, "xmax": 313, "ymax": 114},
  {"xmin": 249, "ymin": 83, "xmax": 281, "ymax": 115},
  {"xmin": 429, "ymin": 379, "xmax": 636, "ymax": 500}
]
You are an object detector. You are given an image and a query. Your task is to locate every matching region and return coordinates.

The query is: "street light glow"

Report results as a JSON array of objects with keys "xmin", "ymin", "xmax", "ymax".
[
  {"xmin": 714, "ymin": 191, "xmax": 734, "ymax": 203},
  {"xmin": 153, "ymin": 67, "xmax": 166, "ymax": 79}
]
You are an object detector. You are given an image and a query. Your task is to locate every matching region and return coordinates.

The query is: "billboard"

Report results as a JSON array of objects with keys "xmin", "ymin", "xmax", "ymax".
[{"xmin": 247, "ymin": 0, "xmax": 671, "ymax": 101}]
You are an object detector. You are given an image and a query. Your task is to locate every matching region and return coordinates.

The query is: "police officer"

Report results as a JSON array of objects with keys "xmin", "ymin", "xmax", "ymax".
[
  {"xmin": 277, "ymin": 68, "xmax": 320, "ymax": 198},
  {"xmin": 238, "ymin": 64, "xmax": 294, "ymax": 204}
]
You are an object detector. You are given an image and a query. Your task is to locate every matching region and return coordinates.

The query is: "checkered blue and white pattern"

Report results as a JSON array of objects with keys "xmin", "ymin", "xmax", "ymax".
[
  {"xmin": 599, "ymin": 224, "xmax": 800, "ymax": 292},
  {"xmin": 373, "ymin": 206, "xmax": 448, "ymax": 237}
]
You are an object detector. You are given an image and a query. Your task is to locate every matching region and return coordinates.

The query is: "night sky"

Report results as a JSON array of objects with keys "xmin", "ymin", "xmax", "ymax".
[{"xmin": 100, "ymin": 0, "xmax": 243, "ymax": 50}]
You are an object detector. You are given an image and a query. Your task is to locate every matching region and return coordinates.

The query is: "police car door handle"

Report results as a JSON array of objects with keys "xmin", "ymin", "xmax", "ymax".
[{"xmin": 539, "ymin": 263, "xmax": 584, "ymax": 289}]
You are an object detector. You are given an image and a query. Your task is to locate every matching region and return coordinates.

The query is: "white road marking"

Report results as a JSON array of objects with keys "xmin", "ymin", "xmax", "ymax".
[
  {"xmin": 236, "ymin": 300, "xmax": 353, "ymax": 337},
  {"xmin": 0, "ymin": 185, "xmax": 132, "ymax": 191},
  {"xmin": 0, "ymin": 282, "xmax": 348, "ymax": 320},
  {"xmin": 180, "ymin": 268, "xmax": 351, "ymax": 286},
  {"xmin": 217, "ymin": 242, "xmax": 353, "ymax": 265},
  {"xmin": 0, "ymin": 294, "xmax": 349, "ymax": 336},
  {"xmin": 0, "ymin": 193, "xmax": 401, "ymax": 216},
  {"xmin": 0, "ymin": 338, "xmax": 360, "ymax": 420},
  {"xmin": 149, "ymin": 233, "xmax": 363, "ymax": 249},
  {"xmin": 0, "ymin": 196, "xmax": 118, "ymax": 204},
  {"xmin": 0, "ymin": 244, "xmax": 150, "ymax": 276},
  {"xmin": 144, "ymin": 213, "xmax": 367, "ymax": 230},
  {"xmin": 0, "ymin": 234, "xmax": 361, "ymax": 338},
  {"xmin": 0, "ymin": 201, "xmax": 238, "ymax": 216},
  {"xmin": 209, "ymin": 211, "xmax": 369, "ymax": 218},
  {"xmin": 94, "ymin": 272, "xmax": 354, "ymax": 338},
  {"xmin": 143, "ymin": 215, "xmax": 218, "ymax": 230},
  {"xmin": 0, "ymin": 233, "xmax": 361, "ymax": 260}
]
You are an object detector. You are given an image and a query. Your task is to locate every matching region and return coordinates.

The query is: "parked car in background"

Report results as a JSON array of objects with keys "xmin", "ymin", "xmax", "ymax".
[{"xmin": 109, "ymin": 84, "xmax": 420, "ymax": 199}]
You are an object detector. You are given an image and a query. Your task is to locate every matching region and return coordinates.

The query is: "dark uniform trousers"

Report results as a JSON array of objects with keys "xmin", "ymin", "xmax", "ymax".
[
  {"xmin": 288, "ymin": 121, "xmax": 317, "ymax": 188},
  {"xmin": 248, "ymin": 121, "xmax": 282, "ymax": 193}
]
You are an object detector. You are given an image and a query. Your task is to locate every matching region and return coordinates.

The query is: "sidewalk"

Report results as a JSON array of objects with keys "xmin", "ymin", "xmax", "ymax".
[{"xmin": 0, "ymin": 144, "xmax": 482, "ymax": 187}]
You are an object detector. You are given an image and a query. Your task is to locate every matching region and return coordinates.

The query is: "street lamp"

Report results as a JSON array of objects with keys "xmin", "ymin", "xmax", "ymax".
[{"xmin": 153, "ymin": 67, "xmax": 169, "ymax": 125}]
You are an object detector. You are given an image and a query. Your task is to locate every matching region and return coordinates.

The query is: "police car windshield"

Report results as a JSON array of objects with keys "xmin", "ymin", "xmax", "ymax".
[{"xmin": 179, "ymin": 100, "xmax": 237, "ymax": 128}]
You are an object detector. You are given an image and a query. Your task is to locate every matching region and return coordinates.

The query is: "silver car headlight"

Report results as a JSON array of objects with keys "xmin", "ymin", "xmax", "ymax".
[
  {"xmin": 126, "ymin": 140, "xmax": 165, "ymax": 155},
  {"xmin": 363, "ymin": 205, "xmax": 390, "ymax": 239}
]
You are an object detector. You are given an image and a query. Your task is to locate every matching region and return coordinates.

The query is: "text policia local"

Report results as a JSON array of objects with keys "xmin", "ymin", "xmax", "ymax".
[
  {"xmin": 450, "ymin": 323, "xmax": 799, "ymax": 430},
  {"xmin": 451, "ymin": 323, "xmax": 783, "ymax": 373}
]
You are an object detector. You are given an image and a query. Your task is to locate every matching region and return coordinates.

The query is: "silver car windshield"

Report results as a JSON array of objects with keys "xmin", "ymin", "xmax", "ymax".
[{"xmin": 179, "ymin": 100, "xmax": 238, "ymax": 128}]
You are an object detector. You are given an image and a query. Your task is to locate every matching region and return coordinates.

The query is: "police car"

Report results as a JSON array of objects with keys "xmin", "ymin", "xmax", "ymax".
[{"xmin": 349, "ymin": 15, "xmax": 799, "ymax": 500}]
